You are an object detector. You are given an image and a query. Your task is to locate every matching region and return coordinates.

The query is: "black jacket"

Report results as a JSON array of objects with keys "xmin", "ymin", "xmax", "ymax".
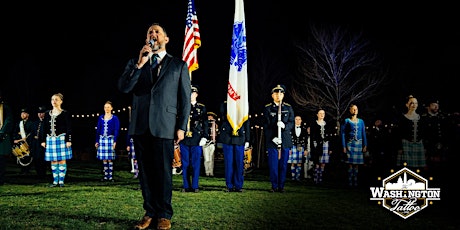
[
  {"xmin": 263, "ymin": 102, "xmax": 294, "ymax": 149},
  {"xmin": 218, "ymin": 101, "xmax": 250, "ymax": 145}
]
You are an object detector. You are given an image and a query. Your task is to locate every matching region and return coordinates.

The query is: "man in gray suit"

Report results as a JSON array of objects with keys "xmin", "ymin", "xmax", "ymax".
[{"xmin": 118, "ymin": 23, "xmax": 191, "ymax": 230}]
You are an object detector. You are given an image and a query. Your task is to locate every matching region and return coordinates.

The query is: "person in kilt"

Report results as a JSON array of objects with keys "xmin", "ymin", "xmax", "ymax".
[
  {"xmin": 126, "ymin": 134, "xmax": 138, "ymax": 178},
  {"xmin": 310, "ymin": 109, "xmax": 334, "ymax": 184},
  {"xmin": 288, "ymin": 115, "xmax": 307, "ymax": 181},
  {"xmin": 40, "ymin": 93, "xmax": 72, "ymax": 187},
  {"xmin": 395, "ymin": 95, "xmax": 426, "ymax": 173},
  {"xmin": 341, "ymin": 104, "xmax": 367, "ymax": 187},
  {"xmin": 95, "ymin": 101, "xmax": 120, "ymax": 182}
]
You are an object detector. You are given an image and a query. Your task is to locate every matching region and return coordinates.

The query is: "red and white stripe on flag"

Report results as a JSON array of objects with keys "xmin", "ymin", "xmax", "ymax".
[
  {"xmin": 182, "ymin": 0, "xmax": 201, "ymax": 73},
  {"xmin": 227, "ymin": 0, "xmax": 249, "ymax": 136}
]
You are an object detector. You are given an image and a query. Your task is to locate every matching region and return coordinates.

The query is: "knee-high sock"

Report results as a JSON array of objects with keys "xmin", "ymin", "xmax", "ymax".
[
  {"xmin": 291, "ymin": 166, "xmax": 296, "ymax": 179},
  {"xmin": 295, "ymin": 165, "xmax": 301, "ymax": 180},
  {"xmin": 108, "ymin": 161, "xmax": 113, "ymax": 180},
  {"xmin": 314, "ymin": 167, "xmax": 321, "ymax": 183},
  {"xmin": 317, "ymin": 167, "xmax": 323, "ymax": 182},
  {"xmin": 353, "ymin": 168, "xmax": 359, "ymax": 186},
  {"xmin": 348, "ymin": 168, "xmax": 353, "ymax": 186},
  {"xmin": 130, "ymin": 158, "xmax": 135, "ymax": 173},
  {"xmin": 58, "ymin": 163, "xmax": 67, "ymax": 185},
  {"xmin": 134, "ymin": 160, "xmax": 138, "ymax": 177},
  {"xmin": 103, "ymin": 161, "xmax": 108, "ymax": 180},
  {"xmin": 51, "ymin": 163, "xmax": 59, "ymax": 184},
  {"xmin": 318, "ymin": 166, "xmax": 324, "ymax": 182}
]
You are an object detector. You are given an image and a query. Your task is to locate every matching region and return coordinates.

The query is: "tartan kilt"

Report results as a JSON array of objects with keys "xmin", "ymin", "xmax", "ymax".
[
  {"xmin": 288, "ymin": 145, "xmax": 304, "ymax": 164},
  {"xmin": 346, "ymin": 139, "xmax": 364, "ymax": 165},
  {"xmin": 319, "ymin": 141, "xmax": 330, "ymax": 164},
  {"xmin": 44, "ymin": 134, "xmax": 72, "ymax": 161},
  {"xmin": 97, "ymin": 135, "xmax": 116, "ymax": 160},
  {"xmin": 396, "ymin": 139, "xmax": 426, "ymax": 167}
]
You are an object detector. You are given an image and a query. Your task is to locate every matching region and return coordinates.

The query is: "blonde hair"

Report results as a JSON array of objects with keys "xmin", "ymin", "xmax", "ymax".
[{"xmin": 53, "ymin": 93, "xmax": 64, "ymax": 101}]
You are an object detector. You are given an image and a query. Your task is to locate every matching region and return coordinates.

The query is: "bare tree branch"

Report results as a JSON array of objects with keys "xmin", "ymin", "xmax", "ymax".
[{"xmin": 291, "ymin": 23, "xmax": 388, "ymax": 128}]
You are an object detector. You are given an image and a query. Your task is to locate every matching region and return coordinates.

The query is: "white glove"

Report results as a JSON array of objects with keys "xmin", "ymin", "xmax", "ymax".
[
  {"xmin": 244, "ymin": 142, "xmax": 249, "ymax": 149},
  {"xmin": 272, "ymin": 137, "xmax": 282, "ymax": 145},
  {"xmin": 277, "ymin": 121, "xmax": 285, "ymax": 129},
  {"xmin": 199, "ymin": 138, "xmax": 207, "ymax": 146}
]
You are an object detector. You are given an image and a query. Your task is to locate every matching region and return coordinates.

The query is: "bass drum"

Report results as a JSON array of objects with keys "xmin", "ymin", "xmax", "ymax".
[
  {"xmin": 12, "ymin": 140, "xmax": 33, "ymax": 166},
  {"xmin": 244, "ymin": 147, "xmax": 254, "ymax": 174}
]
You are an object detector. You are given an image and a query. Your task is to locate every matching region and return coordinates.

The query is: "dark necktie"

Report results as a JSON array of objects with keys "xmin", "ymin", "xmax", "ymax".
[
  {"xmin": 151, "ymin": 54, "xmax": 159, "ymax": 69},
  {"xmin": 151, "ymin": 54, "xmax": 159, "ymax": 83}
]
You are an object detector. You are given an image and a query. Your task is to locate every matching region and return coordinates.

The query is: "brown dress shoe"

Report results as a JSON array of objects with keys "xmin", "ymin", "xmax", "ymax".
[
  {"xmin": 135, "ymin": 215, "xmax": 152, "ymax": 230},
  {"xmin": 157, "ymin": 218, "xmax": 171, "ymax": 230}
]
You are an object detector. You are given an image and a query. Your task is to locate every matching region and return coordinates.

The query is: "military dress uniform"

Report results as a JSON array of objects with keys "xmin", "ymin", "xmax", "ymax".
[
  {"xmin": 263, "ymin": 92, "xmax": 295, "ymax": 192},
  {"xmin": 219, "ymin": 101, "xmax": 250, "ymax": 192},
  {"xmin": 180, "ymin": 100, "xmax": 208, "ymax": 192}
]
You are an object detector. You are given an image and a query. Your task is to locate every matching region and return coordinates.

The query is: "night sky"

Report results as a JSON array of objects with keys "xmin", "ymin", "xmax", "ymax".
[{"xmin": 3, "ymin": 1, "xmax": 459, "ymax": 121}]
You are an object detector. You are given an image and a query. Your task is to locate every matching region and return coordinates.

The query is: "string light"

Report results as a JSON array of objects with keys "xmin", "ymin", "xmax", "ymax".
[{"xmin": 71, "ymin": 109, "xmax": 392, "ymax": 131}]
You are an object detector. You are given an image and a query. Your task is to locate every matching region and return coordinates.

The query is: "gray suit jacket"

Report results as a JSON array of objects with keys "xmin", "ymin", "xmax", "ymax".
[{"xmin": 118, "ymin": 53, "xmax": 191, "ymax": 139}]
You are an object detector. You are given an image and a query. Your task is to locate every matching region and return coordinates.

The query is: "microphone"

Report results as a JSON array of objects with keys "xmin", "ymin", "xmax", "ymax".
[{"xmin": 142, "ymin": 39, "xmax": 156, "ymax": 57}]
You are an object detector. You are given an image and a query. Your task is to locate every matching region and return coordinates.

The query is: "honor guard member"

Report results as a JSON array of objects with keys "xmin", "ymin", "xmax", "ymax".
[
  {"xmin": 180, "ymin": 85, "xmax": 209, "ymax": 192},
  {"xmin": 219, "ymin": 101, "xmax": 250, "ymax": 192},
  {"xmin": 263, "ymin": 84, "xmax": 295, "ymax": 193}
]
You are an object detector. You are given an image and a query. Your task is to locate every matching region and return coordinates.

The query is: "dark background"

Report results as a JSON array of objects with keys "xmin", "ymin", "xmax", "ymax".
[{"xmin": 3, "ymin": 1, "xmax": 459, "ymax": 133}]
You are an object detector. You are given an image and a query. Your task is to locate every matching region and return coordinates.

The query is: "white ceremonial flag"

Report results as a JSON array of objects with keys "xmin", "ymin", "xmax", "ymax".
[{"xmin": 227, "ymin": 0, "xmax": 249, "ymax": 136}]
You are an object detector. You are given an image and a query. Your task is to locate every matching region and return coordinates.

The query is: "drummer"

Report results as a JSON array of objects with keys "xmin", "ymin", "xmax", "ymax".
[
  {"xmin": 13, "ymin": 108, "xmax": 35, "ymax": 175},
  {"xmin": 203, "ymin": 112, "xmax": 218, "ymax": 177}
]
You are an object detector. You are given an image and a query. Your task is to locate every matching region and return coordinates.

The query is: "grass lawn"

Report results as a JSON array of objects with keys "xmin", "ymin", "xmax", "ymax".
[{"xmin": 0, "ymin": 153, "xmax": 458, "ymax": 230}]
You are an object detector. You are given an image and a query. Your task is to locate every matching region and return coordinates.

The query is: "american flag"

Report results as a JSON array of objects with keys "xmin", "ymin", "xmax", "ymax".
[
  {"xmin": 182, "ymin": 0, "xmax": 201, "ymax": 74},
  {"xmin": 227, "ymin": 0, "xmax": 249, "ymax": 136}
]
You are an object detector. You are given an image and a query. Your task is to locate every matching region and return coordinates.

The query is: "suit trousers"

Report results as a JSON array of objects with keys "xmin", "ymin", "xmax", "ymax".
[{"xmin": 134, "ymin": 131, "xmax": 174, "ymax": 220}]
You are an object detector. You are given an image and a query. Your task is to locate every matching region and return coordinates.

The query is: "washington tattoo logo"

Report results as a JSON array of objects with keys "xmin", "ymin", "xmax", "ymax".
[{"xmin": 369, "ymin": 167, "xmax": 441, "ymax": 219}]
